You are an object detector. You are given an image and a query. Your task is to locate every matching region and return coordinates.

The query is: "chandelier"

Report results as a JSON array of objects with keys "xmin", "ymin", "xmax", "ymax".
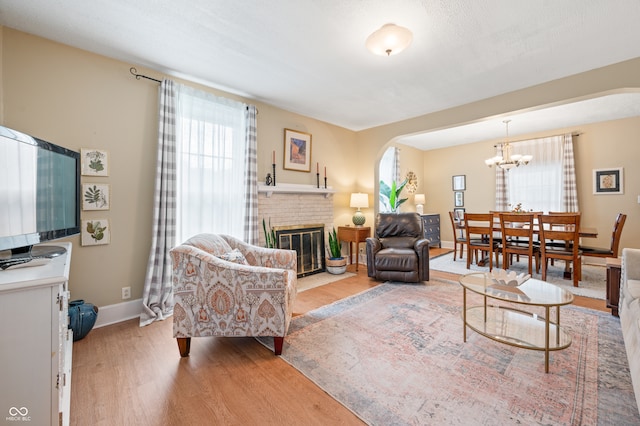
[
  {"xmin": 484, "ymin": 120, "xmax": 532, "ymax": 169},
  {"xmin": 366, "ymin": 23, "xmax": 413, "ymax": 56}
]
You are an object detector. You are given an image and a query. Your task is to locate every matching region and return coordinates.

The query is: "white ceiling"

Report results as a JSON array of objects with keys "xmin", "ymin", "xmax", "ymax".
[{"xmin": 2, "ymin": 0, "xmax": 640, "ymax": 148}]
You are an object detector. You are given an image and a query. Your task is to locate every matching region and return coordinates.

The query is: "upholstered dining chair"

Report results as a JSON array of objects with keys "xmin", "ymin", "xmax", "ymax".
[
  {"xmin": 538, "ymin": 213, "xmax": 582, "ymax": 287},
  {"xmin": 580, "ymin": 212, "xmax": 627, "ymax": 260},
  {"xmin": 499, "ymin": 212, "xmax": 540, "ymax": 275},
  {"xmin": 169, "ymin": 233, "xmax": 297, "ymax": 356},
  {"xmin": 463, "ymin": 213, "xmax": 500, "ymax": 271},
  {"xmin": 366, "ymin": 212, "xmax": 430, "ymax": 283}
]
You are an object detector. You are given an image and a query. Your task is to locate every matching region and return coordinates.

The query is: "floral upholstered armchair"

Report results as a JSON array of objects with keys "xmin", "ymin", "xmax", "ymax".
[{"xmin": 169, "ymin": 233, "xmax": 297, "ymax": 356}]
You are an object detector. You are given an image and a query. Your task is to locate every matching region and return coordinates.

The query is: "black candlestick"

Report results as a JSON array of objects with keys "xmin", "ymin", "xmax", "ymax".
[
  {"xmin": 316, "ymin": 173, "xmax": 320, "ymax": 189},
  {"xmin": 272, "ymin": 163, "xmax": 276, "ymax": 186},
  {"xmin": 324, "ymin": 177, "xmax": 327, "ymax": 189}
]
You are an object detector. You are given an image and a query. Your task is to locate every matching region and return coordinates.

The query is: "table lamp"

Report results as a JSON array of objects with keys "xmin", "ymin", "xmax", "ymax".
[
  {"xmin": 350, "ymin": 193, "xmax": 369, "ymax": 226},
  {"xmin": 414, "ymin": 193, "xmax": 425, "ymax": 215}
]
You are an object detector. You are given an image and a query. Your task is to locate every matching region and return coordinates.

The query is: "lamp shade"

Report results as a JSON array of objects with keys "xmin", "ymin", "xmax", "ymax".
[
  {"xmin": 366, "ymin": 23, "xmax": 413, "ymax": 56},
  {"xmin": 350, "ymin": 193, "xmax": 369, "ymax": 209},
  {"xmin": 414, "ymin": 194, "xmax": 425, "ymax": 205}
]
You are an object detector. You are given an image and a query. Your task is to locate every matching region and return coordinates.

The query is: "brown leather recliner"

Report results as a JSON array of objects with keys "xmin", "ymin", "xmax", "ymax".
[{"xmin": 366, "ymin": 212, "xmax": 430, "ymax": 283}]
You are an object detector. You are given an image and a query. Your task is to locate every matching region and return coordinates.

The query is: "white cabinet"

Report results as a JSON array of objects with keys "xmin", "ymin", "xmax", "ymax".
[{"xmin": 0, "ymin": 243, "xmax": 72, "ymax": 426}]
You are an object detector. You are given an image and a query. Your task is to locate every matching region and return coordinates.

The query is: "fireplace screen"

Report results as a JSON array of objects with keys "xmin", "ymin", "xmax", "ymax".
[{"xmin": 274, "ymin": 224, "xmax": 325, "ymax": 277}]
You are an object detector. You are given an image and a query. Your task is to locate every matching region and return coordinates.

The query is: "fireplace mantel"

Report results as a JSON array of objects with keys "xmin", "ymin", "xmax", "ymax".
[{"xmin": 258, "ymin": 183, "xmax": 335, "ymax": 198}]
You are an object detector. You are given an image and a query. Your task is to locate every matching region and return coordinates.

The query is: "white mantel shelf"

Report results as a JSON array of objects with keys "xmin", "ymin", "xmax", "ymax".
[{"xmin": 258, "ymin": 183, "xmax": 335, "ymax": 198}]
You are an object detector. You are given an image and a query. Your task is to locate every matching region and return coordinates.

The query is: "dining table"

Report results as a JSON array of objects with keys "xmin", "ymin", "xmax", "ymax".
[{"xmin": 455, "ymin": 217, "xmax": 598, "ymax": 280}]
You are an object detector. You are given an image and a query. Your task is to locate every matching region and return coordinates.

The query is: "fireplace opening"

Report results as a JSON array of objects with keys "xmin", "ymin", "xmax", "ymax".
[{"xmin": 274, "ymin": 224, "xmax": 325, "ymax": 278}]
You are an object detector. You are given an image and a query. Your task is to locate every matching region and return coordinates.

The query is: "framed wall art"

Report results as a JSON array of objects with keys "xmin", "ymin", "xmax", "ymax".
[
  {"xmin": 593, "ymin": 167, "xmax": 623, "ymax": 194},
  {"xmin": 81, "ymin": 219, "xmax": 110, "ymax": 246},
  {"xmin": 454, "ymin": 191, "xmax": 464, "ymax": 207},
  {"xmin": 81, "ymin": 148, "xmax": 109, "ymax": 176},
  {"xmin": 452, "ymin": 175, "xmax": 466, "ymax": 191},
  {"xmin": 453, "ymin": 208, "xmax": 465, "ymax": 221},
  {"xmin": 82, "ymin": 183, "xmax": 110, "ymax": 210},
  {"xmin": 283, "ymin": 128, "xmax": 312, "ymax": 172}
]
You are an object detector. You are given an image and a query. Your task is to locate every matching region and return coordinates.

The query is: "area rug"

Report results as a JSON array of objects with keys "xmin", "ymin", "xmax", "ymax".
[
  {"xmin": 258, "ymin": 280, "xmax": 639, "ymax": 425},
  {"xmin": 429, "ymin": 252, "xmax": 606, "ymax": 300},
  {"xmin": 297, "ymin": 271, "xmax": 356, "ymax": 292}
]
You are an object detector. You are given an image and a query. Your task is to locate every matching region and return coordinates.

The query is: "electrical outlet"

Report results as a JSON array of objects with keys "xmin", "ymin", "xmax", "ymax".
[{"xmin": 121, "ymin": 287, "xmax": 131, "ymax": 300}]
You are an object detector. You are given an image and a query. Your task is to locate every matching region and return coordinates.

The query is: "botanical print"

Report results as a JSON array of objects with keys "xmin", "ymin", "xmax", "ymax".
[
  {"xmin": 82, "ymin": 184, "xmax": 110, "ymax": 210},
  {"xmin": 81, "ymin": 219, "xmax": 110, "ymax": 246},
  {"xmin": 593, "ymin": 168, "xmax": 623, "ymax": 194},
  {"xmin": 81, "ymin": 148, "xmax": 109, "ymax": 176}
]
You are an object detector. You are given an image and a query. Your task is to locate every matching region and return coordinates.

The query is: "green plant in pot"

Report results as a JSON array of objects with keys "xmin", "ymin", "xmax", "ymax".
[
  {"xmin": 379, "ymin": 178, "xmax": 408, "ymax": 212},
  {"xmin": 326, "ymin": 227, "xmax": 347, "ymax": 274}
]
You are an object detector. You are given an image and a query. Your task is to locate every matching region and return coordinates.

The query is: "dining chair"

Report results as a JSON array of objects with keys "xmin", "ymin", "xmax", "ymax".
[
  {"xmin": 464, "ymin": 213, "xmax": 500, "ymax": 271},
  {"xmin": 538, "ymin": 213, "xmax": 582, "ymax": 287},
  {"xmin": 580, "ymin": 213, "xmax": 626, "ymax": 260},
  {"xmin": 448, "ymin": 211, "xmax": 467, "ymax": 261},
  {"xmin": 499, "ymin": 212, "xmax": 540, "ymax": 275}
]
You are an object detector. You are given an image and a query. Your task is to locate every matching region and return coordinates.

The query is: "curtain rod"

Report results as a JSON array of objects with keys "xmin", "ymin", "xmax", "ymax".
[
  {"xmin": 495, "ymin": 131, "xmax": 582, "ymax": 146},
  {"xmin": 130, "ymin": 67, "xmax": 162, "ymax": 83}
]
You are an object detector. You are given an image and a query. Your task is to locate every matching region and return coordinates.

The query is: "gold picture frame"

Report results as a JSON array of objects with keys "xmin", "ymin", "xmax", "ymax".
[{"xmin": 283, "ymin": 128, "xmax": 312, "ymax": 172}]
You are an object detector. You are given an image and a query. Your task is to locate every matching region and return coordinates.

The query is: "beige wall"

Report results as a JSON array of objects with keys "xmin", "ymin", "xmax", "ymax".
[
  {"xmin": 1, "ymin": 28, "xmax": 358, "ymax": 307},
  {"xmin": 2, "ymin": 27, "xmax": 640, "ymax": 309}
]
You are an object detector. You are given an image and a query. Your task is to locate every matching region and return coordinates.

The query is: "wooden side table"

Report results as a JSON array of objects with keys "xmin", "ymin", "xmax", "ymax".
[
  {"xmin": 606, "ymin": 257, "xmax": 622, "ymax": 317},
  {"xmin": 337, "ymin": 226, "xmax": 371, "ymax": 271}
]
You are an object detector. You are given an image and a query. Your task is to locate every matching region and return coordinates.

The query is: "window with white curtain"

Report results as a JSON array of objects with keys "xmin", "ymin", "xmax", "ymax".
[
  {"xmin": 175, "ymin": 84, "xmax": 247, "ymax": 243},
  {"xmin": 507, "ymin": 136, "xmax": 564, "ymax": 212}
]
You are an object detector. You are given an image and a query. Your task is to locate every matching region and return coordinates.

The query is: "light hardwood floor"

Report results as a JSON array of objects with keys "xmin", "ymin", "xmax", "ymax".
[{"xmin": 70, "ymin": 249, "xmax": 606, "ymax": 425}]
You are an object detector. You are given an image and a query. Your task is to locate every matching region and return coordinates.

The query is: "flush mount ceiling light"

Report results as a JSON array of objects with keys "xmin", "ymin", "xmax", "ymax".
[{"xmin": 366, "ymin": 23, "xmax": 413, "ymax": 56}]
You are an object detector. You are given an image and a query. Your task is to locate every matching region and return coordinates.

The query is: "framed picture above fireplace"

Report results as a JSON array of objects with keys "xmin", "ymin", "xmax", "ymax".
[{"xmin": 283, "ymin": 128, "xmax": 312, "ymax": 172}]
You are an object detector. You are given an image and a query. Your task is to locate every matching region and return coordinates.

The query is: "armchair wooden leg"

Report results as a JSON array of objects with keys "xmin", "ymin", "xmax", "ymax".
[
  {"xmin": 273, "ymin": 336, "xmax": 284, "ymax": 355},
  {"xmin": 177, "ymin": 337, "xmax": 191, "ymax": 357}
]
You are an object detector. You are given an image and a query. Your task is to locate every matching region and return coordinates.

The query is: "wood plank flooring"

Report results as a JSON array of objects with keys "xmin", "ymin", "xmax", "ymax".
[{"xmin": 70, "ymin": 249, "xmax": 606, "ymax": 425}]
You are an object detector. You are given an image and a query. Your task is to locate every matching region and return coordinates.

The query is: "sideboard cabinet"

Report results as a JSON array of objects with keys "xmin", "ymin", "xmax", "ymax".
[
  {"xmin": 0, "ymin": 243, "xmax": 73, "ymax": 426},
  {"xmin": 421, "ymin": 213, "xmax": 441, "ymax": 248}
]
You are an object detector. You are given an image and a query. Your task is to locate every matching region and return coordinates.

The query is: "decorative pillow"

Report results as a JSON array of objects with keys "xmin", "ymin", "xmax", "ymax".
[{"xmin": 217, "ymin": 248, "xmax": 249, "ymax": 265}]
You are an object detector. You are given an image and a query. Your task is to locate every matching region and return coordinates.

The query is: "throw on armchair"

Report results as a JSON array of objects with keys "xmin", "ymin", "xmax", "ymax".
[
  {"xmin": 366, "ymin": 212, "xmax": 430, "ymax": 283},
  {"xmin": 169, "ymin": 233, "xmax": 297, "ymax": 356}
]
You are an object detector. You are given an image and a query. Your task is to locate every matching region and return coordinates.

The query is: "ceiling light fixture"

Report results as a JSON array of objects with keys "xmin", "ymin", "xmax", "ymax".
[
  {"xmin": 366, "ymin": 23, "xmax": 413, "ymax": 56},
  {"xmin": 484, "ymin": 120, "xmax": 532, "ymax": 170}
]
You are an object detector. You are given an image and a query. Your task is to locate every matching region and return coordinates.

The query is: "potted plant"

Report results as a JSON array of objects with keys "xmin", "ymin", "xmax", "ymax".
[
  {"xmin": 379, "ymin": 178, "xmax": 408, "ymax": 212},
  {"xmin": 326, "ymin": 227, "xmax": 347, "ymax": 274}
]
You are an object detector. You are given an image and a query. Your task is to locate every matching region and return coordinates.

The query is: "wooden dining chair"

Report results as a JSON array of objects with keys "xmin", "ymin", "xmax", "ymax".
[
  {"xmin": 538, "ymin": 213, "xmax": 582, "ymax": 287},
  {"xmin": 448, "ymin": 211, "xmax": 467, "ymax": 261},
  {"xmin": 464, "ymin": 213, "xmax": 500, "ymax": 271},
  {"xmin": 580, "ymin": 213, "xmax": 626, "ymax": 260},
  {"xmin": 499, "ymin": 212, "xmax": 540, "ymax": 275}
]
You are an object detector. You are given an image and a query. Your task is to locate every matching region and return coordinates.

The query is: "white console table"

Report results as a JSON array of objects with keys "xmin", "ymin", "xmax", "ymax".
[{"xmin": 0, "ymin": 243, "xmax": 73, "ymax": 426}]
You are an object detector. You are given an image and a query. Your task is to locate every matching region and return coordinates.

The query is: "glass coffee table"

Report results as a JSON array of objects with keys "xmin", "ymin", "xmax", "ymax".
[{"xmin": 459, "ymin": 272, "xmax": 574, "ymax": 373}]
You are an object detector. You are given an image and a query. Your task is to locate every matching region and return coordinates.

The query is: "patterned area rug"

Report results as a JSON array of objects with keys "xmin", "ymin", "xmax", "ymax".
[
  {"xmin": 429, "ymin": 252, "xmax": 607, "ymax": 299},
  {"xmin": 258, "ymin": 279, "xmax": 639, "ymax": 425}
]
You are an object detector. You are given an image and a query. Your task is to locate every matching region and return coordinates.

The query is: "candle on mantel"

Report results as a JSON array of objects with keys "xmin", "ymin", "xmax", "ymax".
[
  {"xmin": 324, "ymin": 166, "xmax": 326, "ymax": 178},
  {"xmin": 272, "ymin": 150, "xmax": 275, "ymax": 164},
  {"xmin": 317, "ymin": 162, "xmax": 319, "ymax": 173}
]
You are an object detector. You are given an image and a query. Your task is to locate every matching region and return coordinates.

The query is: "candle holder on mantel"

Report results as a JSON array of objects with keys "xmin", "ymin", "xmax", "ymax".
[
  {"xmin": 324, "ymin": 177, "xmax": 327, "ymax": 189},
  {"xmin": 272, "ymin": 163, "xmax": 276, "ymax": 186},
  {"xmin": 316, "ymin": 173, "xmax": 320, "ymax": 189}
]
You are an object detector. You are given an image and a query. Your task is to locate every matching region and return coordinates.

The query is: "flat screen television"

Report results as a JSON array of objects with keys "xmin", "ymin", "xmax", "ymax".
[{"xmin": 0, "ymin": 125, "xmax": 80, "ymax": 266}]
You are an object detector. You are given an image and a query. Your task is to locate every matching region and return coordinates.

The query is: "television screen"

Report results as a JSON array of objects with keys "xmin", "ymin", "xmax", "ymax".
[{"xmin": 0, "ymin": 125, "xmax": 80, "ymax": 260}]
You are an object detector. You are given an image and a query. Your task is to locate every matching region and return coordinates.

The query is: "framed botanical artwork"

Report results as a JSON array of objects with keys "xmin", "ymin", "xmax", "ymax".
[
  {"xmin": 593, "ymin": 168, "xmax": 623, "ymax": 194},
  {"xmin": 453, "ymin": 208, "xmax": 465, "ymax": 221},
  {"xmin": 454, "ymin": 191, "xmax": 464, "ymax": 207},
  {"xmin": 452, "ymin": 175, "xmax": 466, "ymax": 191},
  {"xmin": 81, "ymin": 219, "xmax": 110, "ymax": 246},
  {"xmin": 283, "ymin": 128, "xmax": 312, "ymax": 172},
  {"xmin": 82, "ymin": 183, "xmax": 110, "ymax": 210},
  {"xmin": 81, "ymin": 148, "xmax": 109, "ymax": 176}
]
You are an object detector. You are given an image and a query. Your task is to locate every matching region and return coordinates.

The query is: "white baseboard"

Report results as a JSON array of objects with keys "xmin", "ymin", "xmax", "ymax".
[{"xmin": 94, "ymin": 298, "xmax": 142, "ymax": 328}]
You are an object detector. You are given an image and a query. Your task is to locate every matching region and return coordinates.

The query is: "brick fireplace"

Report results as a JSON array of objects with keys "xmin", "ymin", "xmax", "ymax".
[{"xmin": 258, "ymin": 183, "xmax": 335, "ymax": 277}]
